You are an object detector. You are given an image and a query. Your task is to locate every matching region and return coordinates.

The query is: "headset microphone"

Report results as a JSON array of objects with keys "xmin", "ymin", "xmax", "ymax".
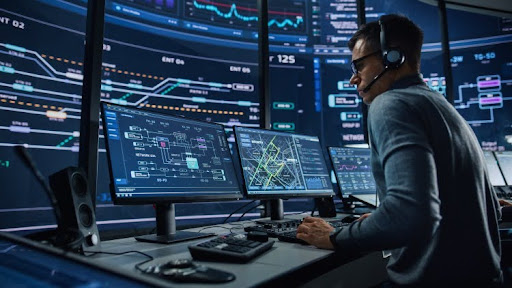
[{"xmin": 362, "ymin": 67, "xmax": 390, "ymax": 93}]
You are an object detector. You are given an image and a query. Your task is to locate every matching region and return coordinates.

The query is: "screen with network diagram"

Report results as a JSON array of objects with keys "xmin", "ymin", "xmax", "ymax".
[
  {"xmin": 234, "ymin": 126, "xmax": 333, "ymax": 197},
  {"xmin": 102, "ymin": 103, "xmax": 242, "ymax": 202},
  {"xmin": 328, "ymin": 147, "xmax": 376, "ymax": 196}
]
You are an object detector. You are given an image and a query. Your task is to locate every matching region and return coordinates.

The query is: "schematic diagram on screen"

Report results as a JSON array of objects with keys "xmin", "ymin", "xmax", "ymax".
[{"xmin": 125, "ymin": 126, "xmax": 229, "ymax": 183}]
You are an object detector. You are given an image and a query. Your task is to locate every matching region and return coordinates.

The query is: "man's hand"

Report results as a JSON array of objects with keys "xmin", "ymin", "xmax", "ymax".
[
  {"xmin": 499, "ymin": 199, "xmax": 512, "ymax": 207},
  {"xmin": 296, "ymin": 217, "xmax": 335, "ymax": 250}
]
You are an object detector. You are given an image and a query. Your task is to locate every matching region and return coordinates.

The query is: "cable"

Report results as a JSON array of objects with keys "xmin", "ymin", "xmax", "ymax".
[
  {"xmin": 83, "ymin": 250, "xmax": 154, "ymax": 273},
  {"xmin": 222, "ymin": 200, "xmax": 256, "ymax": 224},
  {"xmin": 236, "ymin": 203, "xmax": 261, "ymax": 222}
]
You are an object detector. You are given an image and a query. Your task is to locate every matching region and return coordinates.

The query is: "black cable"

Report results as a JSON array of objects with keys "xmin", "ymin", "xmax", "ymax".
[
  {"xmin": 236, "ymin": 203, "xmax": 261, "ymax": 222},
  {"xmin": 222, "ymin": 200, "xmax": 256, "ymax": 224},
  {"xmin": 83, "ymin": 250, "xmax": 154, "ymax": 273}
]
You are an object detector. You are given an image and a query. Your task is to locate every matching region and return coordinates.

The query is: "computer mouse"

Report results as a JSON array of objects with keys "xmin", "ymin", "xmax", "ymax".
[
  {"xmin": 341, "ymin": 215, "xmax": 359, "ymax": 223},
  {"xmin": 158, "ymin": 262, "xmax": 236, "ymax": 283},
  {"xmin": 247, "ymin": 231, "xmax": 268, "ymax": 242},
  {"xmin": 160, "ymin": 258, "xmax": 194, "ymax": 269}
]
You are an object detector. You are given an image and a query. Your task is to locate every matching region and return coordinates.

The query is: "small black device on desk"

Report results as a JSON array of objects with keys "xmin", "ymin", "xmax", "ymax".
[
  {"xmin": 188, "ymin": 234, "xmax": 274, "ymax": 263},
  {"xmin": 143, "ymin": 258, "xmax": 235, "ymax": 283}
]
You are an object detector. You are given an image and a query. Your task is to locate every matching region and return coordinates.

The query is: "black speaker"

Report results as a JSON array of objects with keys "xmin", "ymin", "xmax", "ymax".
[
  {"xmin": 49, "ymin": 167, "xmax": 100, "ymax": 251},
  {"xmin": 314, "ymin": 197, "xmax": 337, "ymax": 218}
]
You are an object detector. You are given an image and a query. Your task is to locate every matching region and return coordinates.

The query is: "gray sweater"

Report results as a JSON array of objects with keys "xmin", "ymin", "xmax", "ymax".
[{"xmin": 333, "ymin": 74, "xmax": 502, "ymax": 286}]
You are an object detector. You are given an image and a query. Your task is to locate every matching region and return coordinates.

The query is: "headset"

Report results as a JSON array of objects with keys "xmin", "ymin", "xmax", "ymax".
[
  {"xmin": 379, "ymin": 16, "xmax": 405, "ymax": 69},
  {"xmin": 362, "ymin": 16, "xmax": 406, "ymax": 93}
]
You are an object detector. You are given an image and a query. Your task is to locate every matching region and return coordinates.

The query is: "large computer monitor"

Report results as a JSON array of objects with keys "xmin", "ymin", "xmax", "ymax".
[
  {"xmin": 233, "ymin": 126, "xmax": 334, "ymax": 221},
  {"xmin": 101, "ymin": 103, "xmax": 242, "ymax": 243},
  {"xmin": 483, "ymin": 151, "xmax": 507, "ymax": 186},
  {"xmin": 327, "ymin": 147, "xmax": 378, "ymax": 210},
  {"xmin": 496, "ymin": 151, "xmax": 512, "ymax": 186}
]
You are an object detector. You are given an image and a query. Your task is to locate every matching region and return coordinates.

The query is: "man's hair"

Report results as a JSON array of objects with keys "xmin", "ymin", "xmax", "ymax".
[{"xmin": 348, "ymin": 14, "xmax": 424, "ymax": 70}]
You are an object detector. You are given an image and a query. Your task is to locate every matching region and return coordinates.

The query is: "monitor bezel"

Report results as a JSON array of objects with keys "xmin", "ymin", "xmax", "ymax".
[
  {"xmin": 100, "ymin": 102, "xmax": 243, "ymax": 205},
  {"xmin": 327, "ymin": 146, "xmax": 376, "ymax": 199},
  {"xmin": 233, "ymin": 126, "xmax": 335, "ymax": 199}
]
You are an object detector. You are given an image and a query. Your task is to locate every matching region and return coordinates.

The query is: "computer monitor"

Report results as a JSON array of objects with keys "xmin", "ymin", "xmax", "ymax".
[
  {"xmin": 0, "ymin": 231, "xmax": 159, "ymax": 287},
  {"xmin": 483, "ymin": 151, "xmax": 507, "ymax": 186},
  {"xmin": 233, "ymin": 126, "xmax": 334, "ymax": 221},
  {"xmin": 495, "ymin": 151, "xmax": 512, "ymax": 186},
  {"xmin": 101, "ymin": 103, "xmax": 242, "ymax": 244},
  {"xmin": 327, "ymin": 147, "xmax": 378, "ymax": 210}
]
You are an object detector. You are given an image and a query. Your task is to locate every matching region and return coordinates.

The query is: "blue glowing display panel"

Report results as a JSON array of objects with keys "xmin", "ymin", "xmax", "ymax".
[
  {"xmin": 328, "ymin": 147, "xmax": 376, "ymax": 197},
  {"xmin": 234, "ymin": 126, "xmax": 334, "ymax": 198},
  {"xmin": 366, "ymin": 0, "xmax": 512, "ymax": 151},
  {"xmin": 0, "ymin": 232, "xmax": 153, "ymax": 287},
  {"xmin": 102, "ymin": 103, "xmax": 242, "ymax": 204}
]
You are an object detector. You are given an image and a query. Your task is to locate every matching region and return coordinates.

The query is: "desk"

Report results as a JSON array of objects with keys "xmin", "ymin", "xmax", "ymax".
[{"xmin": 89, "ymin": 214, "xmax": 389, "ymax": 287}]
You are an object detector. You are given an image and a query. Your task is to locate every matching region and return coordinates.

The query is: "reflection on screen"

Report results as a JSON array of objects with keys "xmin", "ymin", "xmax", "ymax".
[{"xmin": 0, "ymin": 233, "xmax": 150, "ymax": 287}]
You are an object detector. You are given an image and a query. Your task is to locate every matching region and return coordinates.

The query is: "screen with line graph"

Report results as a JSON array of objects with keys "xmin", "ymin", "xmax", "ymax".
[
  {"xmin": 328, "ymin": 147, "xmax": 376, "ymax": 197},
  {"xmin": 234, "ymin": 126, "xmax": 334, "ymax": 198}
]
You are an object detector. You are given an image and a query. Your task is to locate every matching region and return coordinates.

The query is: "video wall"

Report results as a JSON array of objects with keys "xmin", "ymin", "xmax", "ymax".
[{"xmin": 0, "ymin": 0, "xmax": 510, "ymax": 232}]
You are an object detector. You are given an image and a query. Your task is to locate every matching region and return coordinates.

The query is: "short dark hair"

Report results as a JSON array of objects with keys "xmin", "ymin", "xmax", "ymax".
[{"xmin": 348, "ymin": 14, "xmax": 424, "ymax": 70}]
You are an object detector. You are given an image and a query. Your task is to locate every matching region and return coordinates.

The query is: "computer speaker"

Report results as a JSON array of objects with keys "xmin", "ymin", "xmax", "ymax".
[
  {"xmin": 314, "ymin": 197, "xmax": 337, "ymax": 218},
  {"xmin": 49, "ymin": 166, "xmax": 100, "ymax": 251}
]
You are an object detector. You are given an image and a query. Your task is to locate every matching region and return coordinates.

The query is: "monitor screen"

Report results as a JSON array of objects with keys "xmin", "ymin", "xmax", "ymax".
[
  {"xmin": 234, "ymin": 126, "xmax": 334, "ymax": 198},
  {"xmin": 483, "ymin": 151, "xmax": 506, "ymax": 186},
  {"xmin": 495, "ymin": 151, "xmax": 512, "ymax": 186},
  {"xmin": 327, "ymin": 147, "xmax": 376, "ymax": 197},
  {"xmin": 101, "ymin": 102, "xmax": 242, "ymax": 204},
  {"xmin": 0, "ymin": 232, "xmax": 154, "ymax": 287}
]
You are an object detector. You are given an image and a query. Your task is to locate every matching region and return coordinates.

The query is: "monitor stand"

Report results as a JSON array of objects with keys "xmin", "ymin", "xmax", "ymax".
[
  {"xmin": 136, "ymin": 203, "xmax": 214, "ymax": 244},
  {"xmin": 255, "ymin": 199, "xmax": 298, "ymax": 226},
  {"xmin": 336, "ymin": 199, "xmax": 374, "ymax": 215}
]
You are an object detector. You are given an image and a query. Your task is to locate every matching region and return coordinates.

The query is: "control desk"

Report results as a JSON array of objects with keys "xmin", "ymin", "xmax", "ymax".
[{"xmin": 88, "ymin": 214, "xmax": 389, "ymax": 287}]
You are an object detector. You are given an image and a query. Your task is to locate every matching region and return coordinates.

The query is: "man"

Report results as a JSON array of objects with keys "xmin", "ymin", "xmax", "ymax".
[{"xmin": 296, "ymin": 14, "xmax": 503, "ymax": 287}]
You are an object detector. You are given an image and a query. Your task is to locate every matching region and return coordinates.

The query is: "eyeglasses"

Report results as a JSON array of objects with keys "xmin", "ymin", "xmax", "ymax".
[{"xmin": 350, "ymin": 50, "xmax": 381, "ymax": 75}]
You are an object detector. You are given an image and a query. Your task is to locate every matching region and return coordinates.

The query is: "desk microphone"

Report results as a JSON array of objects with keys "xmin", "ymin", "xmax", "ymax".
[
  {"xmin": 362, "ymin": 67, "xmax": 390, "ymax": 93},
  {"xmin": 15, "ymin": 145, "xmax": 61, "ymax": 223},
  {"xmin": 15, "ymin": 145, "xmax": 83, "ymax": 250}
]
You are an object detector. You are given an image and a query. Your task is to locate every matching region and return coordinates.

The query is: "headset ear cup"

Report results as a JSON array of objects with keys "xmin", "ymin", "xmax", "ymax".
[{"xmin": 384, "ymin": 48, "xmax": 405, "ymax": 68}]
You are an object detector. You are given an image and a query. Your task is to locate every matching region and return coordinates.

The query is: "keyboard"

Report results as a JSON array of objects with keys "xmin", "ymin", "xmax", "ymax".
[
  {"xmin": 277, "ymin": 218, "xmax": 351, "ymax": 244},
  {"xmin": 245, "ymin": 218, "xmax": 352, "ymax": 244},
  {"xmin": 188, "ymin": 234, "xmax": 274, "ymax": 263}
]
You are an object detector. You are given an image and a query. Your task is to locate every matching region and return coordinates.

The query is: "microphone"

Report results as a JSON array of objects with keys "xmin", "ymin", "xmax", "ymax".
[
  {"xmin": 15, "ymin": 145, "xmax": 62, "ymax": 224},
  {"xmin": 362, "ymin": 67, "xmax": 390, "ymax": 93}
]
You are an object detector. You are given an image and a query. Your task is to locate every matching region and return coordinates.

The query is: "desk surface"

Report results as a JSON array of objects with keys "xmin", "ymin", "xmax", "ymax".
[{"xmin": 89, "ymin": 214, "xmax": 388, "ymax": 288}]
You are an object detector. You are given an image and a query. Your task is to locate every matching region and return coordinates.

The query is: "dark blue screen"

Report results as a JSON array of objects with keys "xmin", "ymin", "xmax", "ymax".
[{"xmin": 102, "ymin": 103, "xmax": 242, "ymax": 202}]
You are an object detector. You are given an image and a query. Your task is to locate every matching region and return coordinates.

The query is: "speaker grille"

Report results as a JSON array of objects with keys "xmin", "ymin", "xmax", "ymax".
[
  {"xmin": 71, "ymin": 172, "xmax": 87, "ymax": 196},
  {"xmin": 78, "ymin": 204, "xmax": 93, "ymax": 228}
]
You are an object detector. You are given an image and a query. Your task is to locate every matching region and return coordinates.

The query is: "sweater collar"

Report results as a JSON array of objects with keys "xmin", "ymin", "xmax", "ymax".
[{"xmin": 389, "ymin": 73, "xmax": 425, "ymax": 90}]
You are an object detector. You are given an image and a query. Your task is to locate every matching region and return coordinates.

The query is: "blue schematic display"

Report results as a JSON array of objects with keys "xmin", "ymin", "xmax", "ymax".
[
  {"xmin": 1, "ymin": 0, "xmax": 511, "ymax": 232},
  {"xmin": 328, "ymin": 147, "xmax": 376, "ymax": 197},
  {"xmin": 234, "ymin": 126, "xmax": 333, "ymax": 197},
  {"xmin": 102, "ymin": 103, "xmax": 241, "ymax": 202},
  {"xmin": 367, "ymin": 0, "xmax": 512, "ymax": 151}
]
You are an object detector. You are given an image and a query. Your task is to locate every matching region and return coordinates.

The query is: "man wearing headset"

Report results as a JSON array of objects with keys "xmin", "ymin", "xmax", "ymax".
[{"xmin": 296, "ymin": 14, "xmax": 503, "ymax": 287}]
